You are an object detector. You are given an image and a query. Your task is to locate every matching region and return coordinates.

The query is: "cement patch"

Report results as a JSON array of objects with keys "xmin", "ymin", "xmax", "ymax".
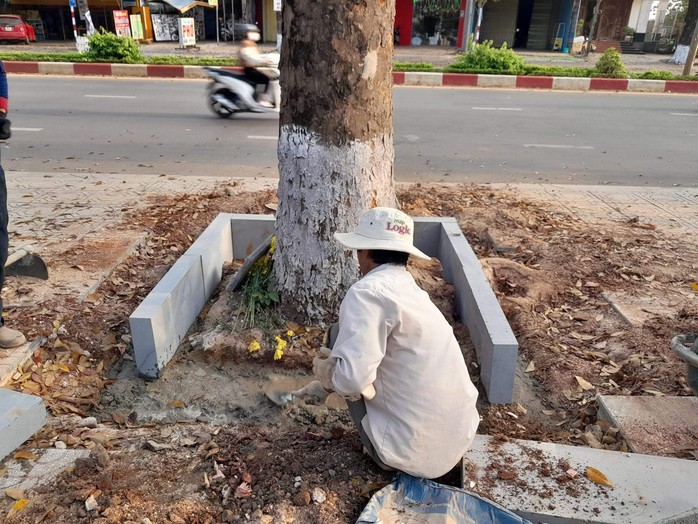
[{"xmin": 597, "ymin": 395, "xmax": 698, "ymax": 455}]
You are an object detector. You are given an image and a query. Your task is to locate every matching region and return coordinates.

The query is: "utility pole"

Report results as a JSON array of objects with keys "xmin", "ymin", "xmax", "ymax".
[
  {"xmin": 460, "ymin": 0, "xmax": 476, "ymax": 52},
  {"xmin": 682, "ymin": 20, "xmax": 698, "ymax": 76}
]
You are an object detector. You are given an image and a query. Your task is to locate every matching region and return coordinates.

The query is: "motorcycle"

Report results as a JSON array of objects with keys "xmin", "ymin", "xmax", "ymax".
[{"xmin": 205, "ymin": 52, "xmax": 281, "ymax": 118}]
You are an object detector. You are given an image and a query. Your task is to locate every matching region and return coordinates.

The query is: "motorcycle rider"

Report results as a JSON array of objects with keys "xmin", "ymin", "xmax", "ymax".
[{"xmin": 237, "ymin": 24, "xmax": 274, "ymax": 107}]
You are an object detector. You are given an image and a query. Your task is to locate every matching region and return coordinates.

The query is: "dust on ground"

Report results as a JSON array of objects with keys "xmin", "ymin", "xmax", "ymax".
[{"xmin": 1, "ymin": 181, "xmax": 696, "ymax": 523}]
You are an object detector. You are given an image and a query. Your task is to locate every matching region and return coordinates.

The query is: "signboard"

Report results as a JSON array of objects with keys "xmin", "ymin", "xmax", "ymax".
[
  {"xmin": 113, "ymin": 10, "xmax": 131, "ymax": 37},
  {"xmin": 151, "ymin": 14, "xmax": 179, "ymax": 41},
  {"xmin": 208, "ymin": 0, "xmax": 218, "ymax": 5},
  {"xmin": 76, "ymin": 0, "xmax": 95, "ymax": 34},
  {"xmin": 273, "ymin": 0, "xmax": 281, "ymax": 11},
  {"xmin": 130, "ymin": 14, "xmax": 143, "ymax": 40},
  {"xmin": 178, "ymin": 17, "xmax": 196, "ymax": 47}
]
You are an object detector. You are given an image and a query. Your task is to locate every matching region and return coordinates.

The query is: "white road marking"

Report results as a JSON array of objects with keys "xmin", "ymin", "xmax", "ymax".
[
  {"xmin": 524, "ymin": 144, "xmax": 594, "ymax": 149},
  {"xmin": 472, "ymin": 107, "xmax": 523, "ymax": 111},
  {"xmin": 12, "ymin": 127, "xmax": 43, "ymax": 132},
  {"xmin": 247, "ymin": 135, "xmax": 278, "ymax": 140},
  {"xmin": 670, "ymin": 112, "xmax": 698, "ymax": 116},
  {"xmin": 85, "ymin": 95, "xmax": 137, "ymax": 99}
]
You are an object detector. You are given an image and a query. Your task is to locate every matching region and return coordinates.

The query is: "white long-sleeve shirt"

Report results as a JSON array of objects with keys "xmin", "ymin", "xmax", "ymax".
[{"xmin": 330, "ymin": 264, "xmax": 480, "ymax": 479}]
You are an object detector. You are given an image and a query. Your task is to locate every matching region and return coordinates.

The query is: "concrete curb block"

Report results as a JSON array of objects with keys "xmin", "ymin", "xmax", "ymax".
[
  {"xmin": 0, "ymin": 389, "xmax": 47, "ymax": 461},
  {"xmin": 129, "ymin": 213, "xmax": 518, "ymax": 403},
  {"xmin": 6, "ymin": 61, "xmax": 698, "ymax": 93},
  {"xmin": 466, "ymin": 434, "xmax": 698, "ymax": 523}
]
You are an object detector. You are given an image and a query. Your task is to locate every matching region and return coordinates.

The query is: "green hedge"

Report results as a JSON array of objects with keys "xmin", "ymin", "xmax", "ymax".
[{"xmin": 0, "ymin": 46, "xmax": 697, "ymax": 81}]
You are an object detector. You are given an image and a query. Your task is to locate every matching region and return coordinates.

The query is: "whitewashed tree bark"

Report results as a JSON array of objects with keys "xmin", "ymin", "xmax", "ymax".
[
  {"xmin": 274, "ymin": 0, "xmax": 397, "ymax": 323},
  {"xmin": 670, "ymin": 0, "xmax": 697, "ymax": 64}
]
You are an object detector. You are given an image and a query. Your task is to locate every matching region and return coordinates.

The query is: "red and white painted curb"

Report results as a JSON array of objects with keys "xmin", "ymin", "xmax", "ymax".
[{"xmin": 6, "ymin": 61, "xmax": 698, "ymax": 93}]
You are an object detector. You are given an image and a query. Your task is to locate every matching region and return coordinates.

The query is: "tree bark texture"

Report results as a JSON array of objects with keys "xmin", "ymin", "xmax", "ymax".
[
  {"xmin": 679, "ymin": 0, "xmax": 698, "ymax": 47},
  {"xmin": 274, "ymin": 0, "xmax": 397, "ymax": 323}
]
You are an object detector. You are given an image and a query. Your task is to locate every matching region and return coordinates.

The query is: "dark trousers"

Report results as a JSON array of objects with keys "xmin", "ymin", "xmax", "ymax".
[
  {"xmin": 326, "ymin": 324, "xmax": 393, "ymax": 471},
  {"xmin": 243, "ymin": 67, "xmax": 270, "ymax": 94},
  {"xmin": 0, "ymin": 161, "xmax": 7, "ymax": 327}
]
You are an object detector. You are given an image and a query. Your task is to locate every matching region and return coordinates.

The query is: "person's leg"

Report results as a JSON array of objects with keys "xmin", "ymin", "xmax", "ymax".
[
  {"xmin": 243, "ymin": 67, "xmax": 270, "ymax": 94},
  {"xmin": 0, "ymin": 160, "xmax": 26, "ymax": 348},
  {"xmin": 325, "ymin": 323, "xmax": 394, "ymax": 471},
  {"xmin": 0, "ymin": 162, "xmax": 7, "ymax": 327}
]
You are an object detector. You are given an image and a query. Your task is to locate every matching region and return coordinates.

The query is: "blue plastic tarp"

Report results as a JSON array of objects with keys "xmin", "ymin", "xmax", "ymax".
[{"xmin": 357, "ymin": 473, "xmax": 533, "ymax": 524}]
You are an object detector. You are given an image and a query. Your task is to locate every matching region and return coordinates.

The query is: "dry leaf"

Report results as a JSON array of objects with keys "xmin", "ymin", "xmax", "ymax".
[
  {"xmin": 690, "ymin": 283, "xmax": 698, "ymax": 291},
  {"xmin": 575, "ymin": 376, "xmax": 594, "ymax": 391},
  {"xmin": 586, "ymin": 466, "xmax": 613, "ymax": 487},
  {"xmin": 542, "ymin": 409, "xmax": 556, "ymax": 416},
  {"xmin": 13, "ymin": 451, "xmax": 37, "ymax": 461},
  {"xmin": 169, "ymin": 400, "xmax": 185, "ymax": 408},
  {"xmin": 525, "ymin": 361, "xmax": 535, "ymax": 373}
]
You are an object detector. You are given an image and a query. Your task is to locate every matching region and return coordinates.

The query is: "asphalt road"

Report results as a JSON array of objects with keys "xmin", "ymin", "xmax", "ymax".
[{"xmin": 5, "ymin": 76, "xmax": 698, "ymax": 187}]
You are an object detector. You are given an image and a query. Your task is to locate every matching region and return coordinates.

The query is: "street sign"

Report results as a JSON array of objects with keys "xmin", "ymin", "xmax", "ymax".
[{"xmin": 69, "ymin": 0, "xmax": 76, "ymax": 6}]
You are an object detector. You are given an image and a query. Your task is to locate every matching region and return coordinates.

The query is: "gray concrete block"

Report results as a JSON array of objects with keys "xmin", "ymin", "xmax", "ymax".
[
  {"xmin": 404, "ymin": 72, "xmax": 444, "ymax": 86},
  {"xmin": 0, "ymin": 389, "xmax": 47, "ymax": 461},
  {"xmin": 437, "ymin": 221, "xmax": 518, "ymax": 404},
  {"xmin": 552, "ymin": 76, "xmax": 591, "ymax": 91},
  {"xmin": 477, "ymin": 75, "xmax": 517, "ymax": 88},
  {"xmin": 130, "ymin": 254, "xmax": 206, "ymax": 378},
  {"xmin": 129, "ymin": 213, "xmax": 518, "ymax": 404},
  {"xmin": 229, "ymin": 214, "xmax": 275, "ymax": 259},
  {"xmin": 464, "ymin": 435, "xmax": 698, "ymax": 524},
  {"xmin": 186, "ymin": 213, "xmax": 234, "ymax": 297}
]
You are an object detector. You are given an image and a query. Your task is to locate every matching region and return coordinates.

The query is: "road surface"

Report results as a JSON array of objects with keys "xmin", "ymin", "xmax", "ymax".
[{"xmin": 5, "ymin": 76, "xmax": 698, "ymax": 186}]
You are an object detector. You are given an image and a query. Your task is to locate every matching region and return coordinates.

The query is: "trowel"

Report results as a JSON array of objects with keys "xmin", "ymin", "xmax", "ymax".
[
  {"xmin": 265, "ymin": 388, "xmax": 296, "ymax": 406},
  {"xmin": 265, "ymin": 380, "xmax": 330, "ymax": 407},
  {"xmin": 5, "ymin": 248, "xmax": 48, "ymax": 280}
]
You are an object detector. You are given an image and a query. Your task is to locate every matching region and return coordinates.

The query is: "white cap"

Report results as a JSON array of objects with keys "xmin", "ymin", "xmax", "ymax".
[{"xmin": 333, "ymin": 207, "xmax": 430, "ymax": 260}]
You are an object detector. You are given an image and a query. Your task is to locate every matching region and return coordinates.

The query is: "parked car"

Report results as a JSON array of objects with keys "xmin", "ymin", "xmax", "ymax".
[{"xmin": 0, "ymin": 15, "xmax": 36, "ymax": 44}]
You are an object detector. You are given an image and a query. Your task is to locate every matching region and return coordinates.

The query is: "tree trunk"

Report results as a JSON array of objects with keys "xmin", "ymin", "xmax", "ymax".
[
  {"xmin": 670, "ymin": 0, "xmax": 697, "ymax": 64},
  {"xmin": 275, "ymin": 0, "xmax": 397, "ymax": 323}
]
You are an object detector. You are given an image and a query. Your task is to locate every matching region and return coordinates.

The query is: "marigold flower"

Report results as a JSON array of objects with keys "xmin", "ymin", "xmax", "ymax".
[
  {"xmin": 286, "ymin": 330, "xmax": 295, "ymax": 337},
  {"xmin": 274, "ymin": 336, "xmax": 287, "ymax": 351},
  {"xmin": 274, "ymin": 347, "xmax": 284, "ymax": 361},
  {"xmin": 247, "ymin": 340, "xmax": 261, "ymax": 353}
]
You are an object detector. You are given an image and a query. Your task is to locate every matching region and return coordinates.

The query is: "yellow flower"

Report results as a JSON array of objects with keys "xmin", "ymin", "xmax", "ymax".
[
  {"xmin": 274, "ymin": 336, "xmax": 287, "ymax": 351},
  {"xmin": 269, "ymin": 235, "xmax": 277, "ymax": 255},
  {"xmin": 274, "ymin": 347, "xmax": 284, "ymax": 360},
  {"xmin": 286, "ymin": 330, "xmax": 295, "ymax": 337},
  {"xmin": 247, "ymin": 340, "xmax": 261, "ymax": 353}
]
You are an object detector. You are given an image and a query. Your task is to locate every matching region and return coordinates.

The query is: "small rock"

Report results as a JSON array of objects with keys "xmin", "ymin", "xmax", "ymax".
[
  {"xmin": 82, "ymin": 417, "xmax": 98, "ymax": 429},
  {"xmin": 223, "ymin": 509, "xmax": 235, "ymax": 522},
  {"xmin": 4, "ymin": 487, "xmax": 25, "ymax": 500},
  {"xmin": 293, "ymin": 490, "xmax": 311, "ymax": 506},
  {"xmin": 142, "ymin": 519, "xmax": 154, "ymax": 524},
  {"xmin": 146, "ymin": 440, "xmax": 173, "ymax": 451},
  {"xmin": 90, "ymin": 443, "xmax": 111, "ymax": 468},
  {"xmin": 328, "ymin": 469, "xmax": 336, "ymax": 477},
  {"xmin": 169, "ymin": 513, "xmax": 186, "ymax": 524},
  {"xmin": 311, "ymin": 487, "xmax": 327, "ymax": 504},
  {"xmin": 54, "ymin": 440, "xmax": 67, "ymax": 449},
  {"xmin": 85, "ymin": 494, "xmax": 98, "ymax": 511}
]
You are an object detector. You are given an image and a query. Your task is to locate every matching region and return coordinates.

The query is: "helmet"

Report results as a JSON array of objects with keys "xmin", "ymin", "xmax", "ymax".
[{"xmin": 236, "ymin": 23, "xmax": 260, "ymax": 39}]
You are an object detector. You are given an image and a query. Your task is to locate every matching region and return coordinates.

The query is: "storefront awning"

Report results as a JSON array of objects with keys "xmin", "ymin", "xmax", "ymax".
[{"xmin": 160, "ymin": 0, "xmax": 214, "ymax": 13}]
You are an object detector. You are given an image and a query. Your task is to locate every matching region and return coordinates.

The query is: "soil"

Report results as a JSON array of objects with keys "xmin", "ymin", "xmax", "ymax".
[{"xmin": 1, "ymin": 182, "xmax": 697, "ymax": 523}]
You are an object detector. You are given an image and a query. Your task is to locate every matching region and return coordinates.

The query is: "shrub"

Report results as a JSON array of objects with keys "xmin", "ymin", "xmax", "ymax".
[
  {"xmin": 393, "ymin": 61, "xmax": 436, "ymax": 72},
  {"xmin": 86, "ymin": 28, "xmax": 143, "ymax": 63},
  {"xmin": 449, "ymin": 40, "xmax": 525, "ymax": 74},
  {"xmin": 522, "ymin": 65, "xmax": 594, "ymax": 77},
  {"xmin": 633, "ymin": 69, "xmax": 676, "ymax": 80},
  {"xmin": 593, "ymin": 48, "xmax": 629, "ymax": 78}
]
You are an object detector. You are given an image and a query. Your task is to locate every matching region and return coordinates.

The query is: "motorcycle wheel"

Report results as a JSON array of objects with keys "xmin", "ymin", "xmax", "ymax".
[{"xmin": 209, "ymin": 90, "xmax": 238, "ymax": 119}]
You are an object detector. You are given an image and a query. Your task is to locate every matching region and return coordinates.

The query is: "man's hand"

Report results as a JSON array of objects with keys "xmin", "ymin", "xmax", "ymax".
[
  {"xmin": 0, "ymin": 112, "xmax": 11, "ymax": 140},
  {"xmin": 291, "ymin": 380, "xmax": 330, "ymax": 405},
  {"xmin": 312, "ymin": 347, "xmax": 335, "ymax": 391}
]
